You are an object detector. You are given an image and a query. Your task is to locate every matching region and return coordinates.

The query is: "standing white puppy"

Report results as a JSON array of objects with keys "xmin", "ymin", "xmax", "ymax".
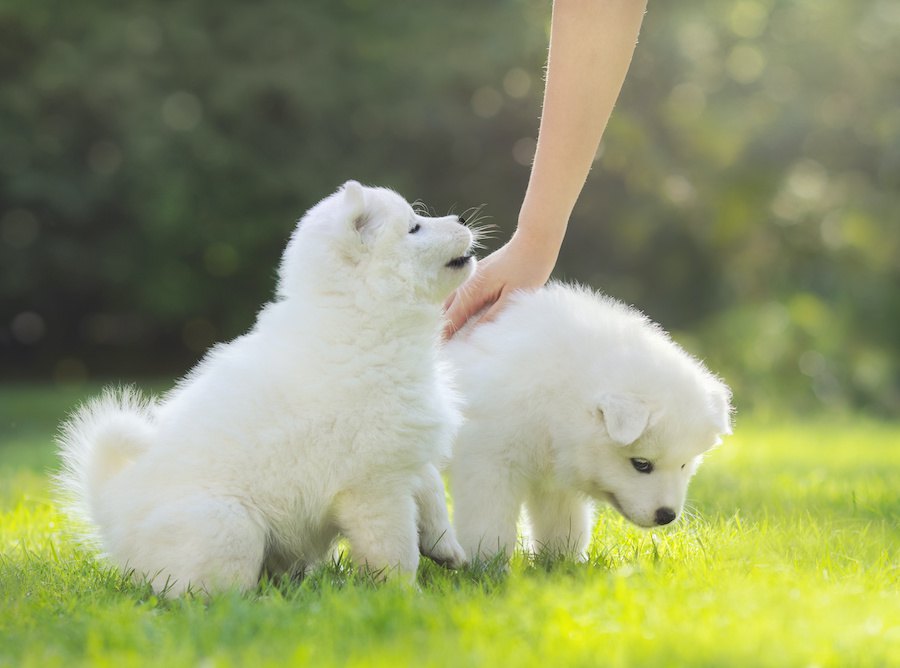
[
  {"xmin": 444, "ymin": 283, "xmax": 732, "ymax": 562},
  {"xmin": 57, "ymin": 181, "xmax": 474, "ymax": 595}
]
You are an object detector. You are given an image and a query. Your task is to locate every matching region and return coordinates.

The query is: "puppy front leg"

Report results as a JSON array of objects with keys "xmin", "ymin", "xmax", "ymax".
[
  {"xmin": 333, "ymin": 486, "xmax": 419, "ymax": 582},
  {"xmin": 451, "ymin": 459, "xmax": 523, "ymax": 563},
  {"xmin": 525, "ymin": 487, "xmax": 593, "ymax": 560},
  {"xmin": 414, "ymin": 463, "xmax": 466, "ymax": 568}
]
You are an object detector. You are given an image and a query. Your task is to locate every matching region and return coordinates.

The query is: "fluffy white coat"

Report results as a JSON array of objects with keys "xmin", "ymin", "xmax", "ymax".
[
  {"xmin": 57, "ymin": 181, "xmax": 474, "ymax": 595},
  {"xmin": 444, "ymin": 283, "xmax": 732, "ymax": 561}
]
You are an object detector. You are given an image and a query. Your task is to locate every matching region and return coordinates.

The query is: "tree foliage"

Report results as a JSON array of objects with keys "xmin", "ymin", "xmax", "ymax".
[{"xmin": 1, "ymin": 0, "xmax": 897, "ymax": 414}]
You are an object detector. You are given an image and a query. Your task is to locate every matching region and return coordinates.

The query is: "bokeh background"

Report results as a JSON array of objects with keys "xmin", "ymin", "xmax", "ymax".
[{"xmin": 1, "ymin": 0, "xmax": 898, "ymax": 416}]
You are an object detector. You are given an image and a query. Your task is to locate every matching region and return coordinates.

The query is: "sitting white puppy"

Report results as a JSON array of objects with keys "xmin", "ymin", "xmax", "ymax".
[
  {"xmin": 57, "ymin": 181, "xmax": 474, "ymax": 595},
  {"xmin": 444, "ymin": 283, "xmax": 732, "ymax": 561}
]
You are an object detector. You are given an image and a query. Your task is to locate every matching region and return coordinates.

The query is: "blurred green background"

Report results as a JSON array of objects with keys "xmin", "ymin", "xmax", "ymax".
[{"xmin": 1, "ymin": 0, "xmax": 898, "ymax": 416}]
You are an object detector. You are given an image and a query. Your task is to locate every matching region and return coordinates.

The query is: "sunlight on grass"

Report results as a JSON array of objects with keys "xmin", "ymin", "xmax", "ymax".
[{"xmin": 1, "ymin": 384, "xmax": 898, "ymax": 667}]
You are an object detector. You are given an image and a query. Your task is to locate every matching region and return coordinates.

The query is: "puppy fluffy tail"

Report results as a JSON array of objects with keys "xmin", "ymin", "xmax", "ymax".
[{"xmin": 55, "ymin": 386, "xmax": 155, "ymax": 534}]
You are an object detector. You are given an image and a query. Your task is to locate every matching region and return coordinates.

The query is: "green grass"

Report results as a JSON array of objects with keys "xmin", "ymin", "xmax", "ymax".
[{"xmin": 1, "ymin": 383, "xmax": 898, "ymax": 667}]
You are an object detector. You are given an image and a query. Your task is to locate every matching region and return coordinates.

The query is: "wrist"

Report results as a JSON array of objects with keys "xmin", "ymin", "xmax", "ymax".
[
  {"xmin": 513, "ymin": 216, "xmax": 565, "ymax": 264},
  {"xmin": 507, "ymin": 228, "xmax": 561, "ymax": 282},
  {"xmin": 516, "ymin": 191, "xmax": 570, "ymax": 245}
]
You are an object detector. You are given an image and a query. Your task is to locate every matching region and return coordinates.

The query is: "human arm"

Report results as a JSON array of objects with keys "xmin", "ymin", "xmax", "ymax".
[{"xmin": 444, "ymin": 0, "xmax": 648, "ymax": 336}]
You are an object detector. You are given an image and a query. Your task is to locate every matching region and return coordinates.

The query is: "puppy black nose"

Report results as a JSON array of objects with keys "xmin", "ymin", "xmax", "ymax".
[{"xmin": 654, "ymin": 507, "xmax": 676, "ymax": 525}]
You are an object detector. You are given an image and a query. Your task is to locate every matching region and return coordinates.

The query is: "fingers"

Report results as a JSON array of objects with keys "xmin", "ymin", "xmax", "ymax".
[
  {"xmin": 443, "ymin": 291, "xmax": 457, "ymax": 312},
  {"xmin": 478, "ymin": 293, "xmax": 511, "ymax": 326},
  {"xmin": 443, "ymin": 236, "xmax": 543, "ymax": 338},
  {"xmin": 443, "ymin": 284, "xmax": 491, "ymax": 340}
]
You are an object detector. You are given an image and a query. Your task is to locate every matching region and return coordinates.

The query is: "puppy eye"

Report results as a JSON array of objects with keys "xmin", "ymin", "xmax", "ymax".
[
  {"xmin": 409, "ymin": 223, "xmax": 421, "ymax": 234},
  {"xmin": 630, "ymin": 458, "xmax": 654, "ymax": 474}
]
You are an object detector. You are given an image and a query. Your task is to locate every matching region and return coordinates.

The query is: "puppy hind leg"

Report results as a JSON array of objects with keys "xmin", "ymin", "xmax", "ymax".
[
  {"xmin": 124, "ymin": 494, "xmax": 267, "ymax": 597},
  {"xmin": 414, "ymin": 464, "xmax": 466, "ymax": 569},
  {"xmin": 524, "ymin": 487, "xmax": 593, "ymax": 560}
]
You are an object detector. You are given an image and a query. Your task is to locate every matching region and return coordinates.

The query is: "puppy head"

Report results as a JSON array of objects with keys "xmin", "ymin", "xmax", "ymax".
[
  {"xmin": 572, "ymin": 374, "xmax": 732, "ymax": 529},
  {"xmin": 278, "ymin": 181, "xmax": 475, "ymax": 304}
]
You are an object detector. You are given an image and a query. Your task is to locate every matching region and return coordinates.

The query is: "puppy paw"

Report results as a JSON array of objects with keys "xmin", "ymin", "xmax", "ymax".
[{"xmin": 420, "ymin": 529, "xmax": 467, "ymax": 569}]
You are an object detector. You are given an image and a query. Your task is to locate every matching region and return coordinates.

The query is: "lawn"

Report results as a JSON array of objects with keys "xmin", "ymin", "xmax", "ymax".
[{"xmin": 1, "ymin": 382, "xmax": 898, "ymax": 667}]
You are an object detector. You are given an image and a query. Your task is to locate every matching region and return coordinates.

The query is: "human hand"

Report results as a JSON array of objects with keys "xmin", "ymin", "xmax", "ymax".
[{"xmin": 443, "ymin": 230, "xmax": 558, "ymax": 338}]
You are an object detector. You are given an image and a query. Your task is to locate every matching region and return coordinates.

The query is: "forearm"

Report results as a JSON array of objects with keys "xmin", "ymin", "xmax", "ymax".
[{"xmin": 517, "ymin": 0, "xmax": 647, "ymax": 256}]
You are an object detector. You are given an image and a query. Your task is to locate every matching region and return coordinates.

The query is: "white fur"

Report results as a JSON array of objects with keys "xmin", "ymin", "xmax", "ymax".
[
  {"xmin": 443, "ymin": 283, "xmax": 733, "ymax": 561},
  {"xmin": 57, "ymin": 181, "xmax": 474, "ymax": 595}
]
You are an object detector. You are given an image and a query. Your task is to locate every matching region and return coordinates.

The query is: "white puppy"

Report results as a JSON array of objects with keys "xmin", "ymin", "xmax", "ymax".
[
  {"xmin": 57, "ymin": 181, "xmax": 474, "ymax": 595},
  {"xmin": 444, "ymin": 283, "xmax": 732, "ymax": 561}
]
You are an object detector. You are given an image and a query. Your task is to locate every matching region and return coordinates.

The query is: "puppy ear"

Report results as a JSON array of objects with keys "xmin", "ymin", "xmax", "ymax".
[
  {"xmin": 597, "ymin": 394, "xmax": 651, "ymax": 446},
  {"xmin": 340, "ymin": 180, "xmax": 368, "ymax": 233},
  {"xmin": 707, "ymin": 381, "xmax": 734, "ymax": 436}
]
